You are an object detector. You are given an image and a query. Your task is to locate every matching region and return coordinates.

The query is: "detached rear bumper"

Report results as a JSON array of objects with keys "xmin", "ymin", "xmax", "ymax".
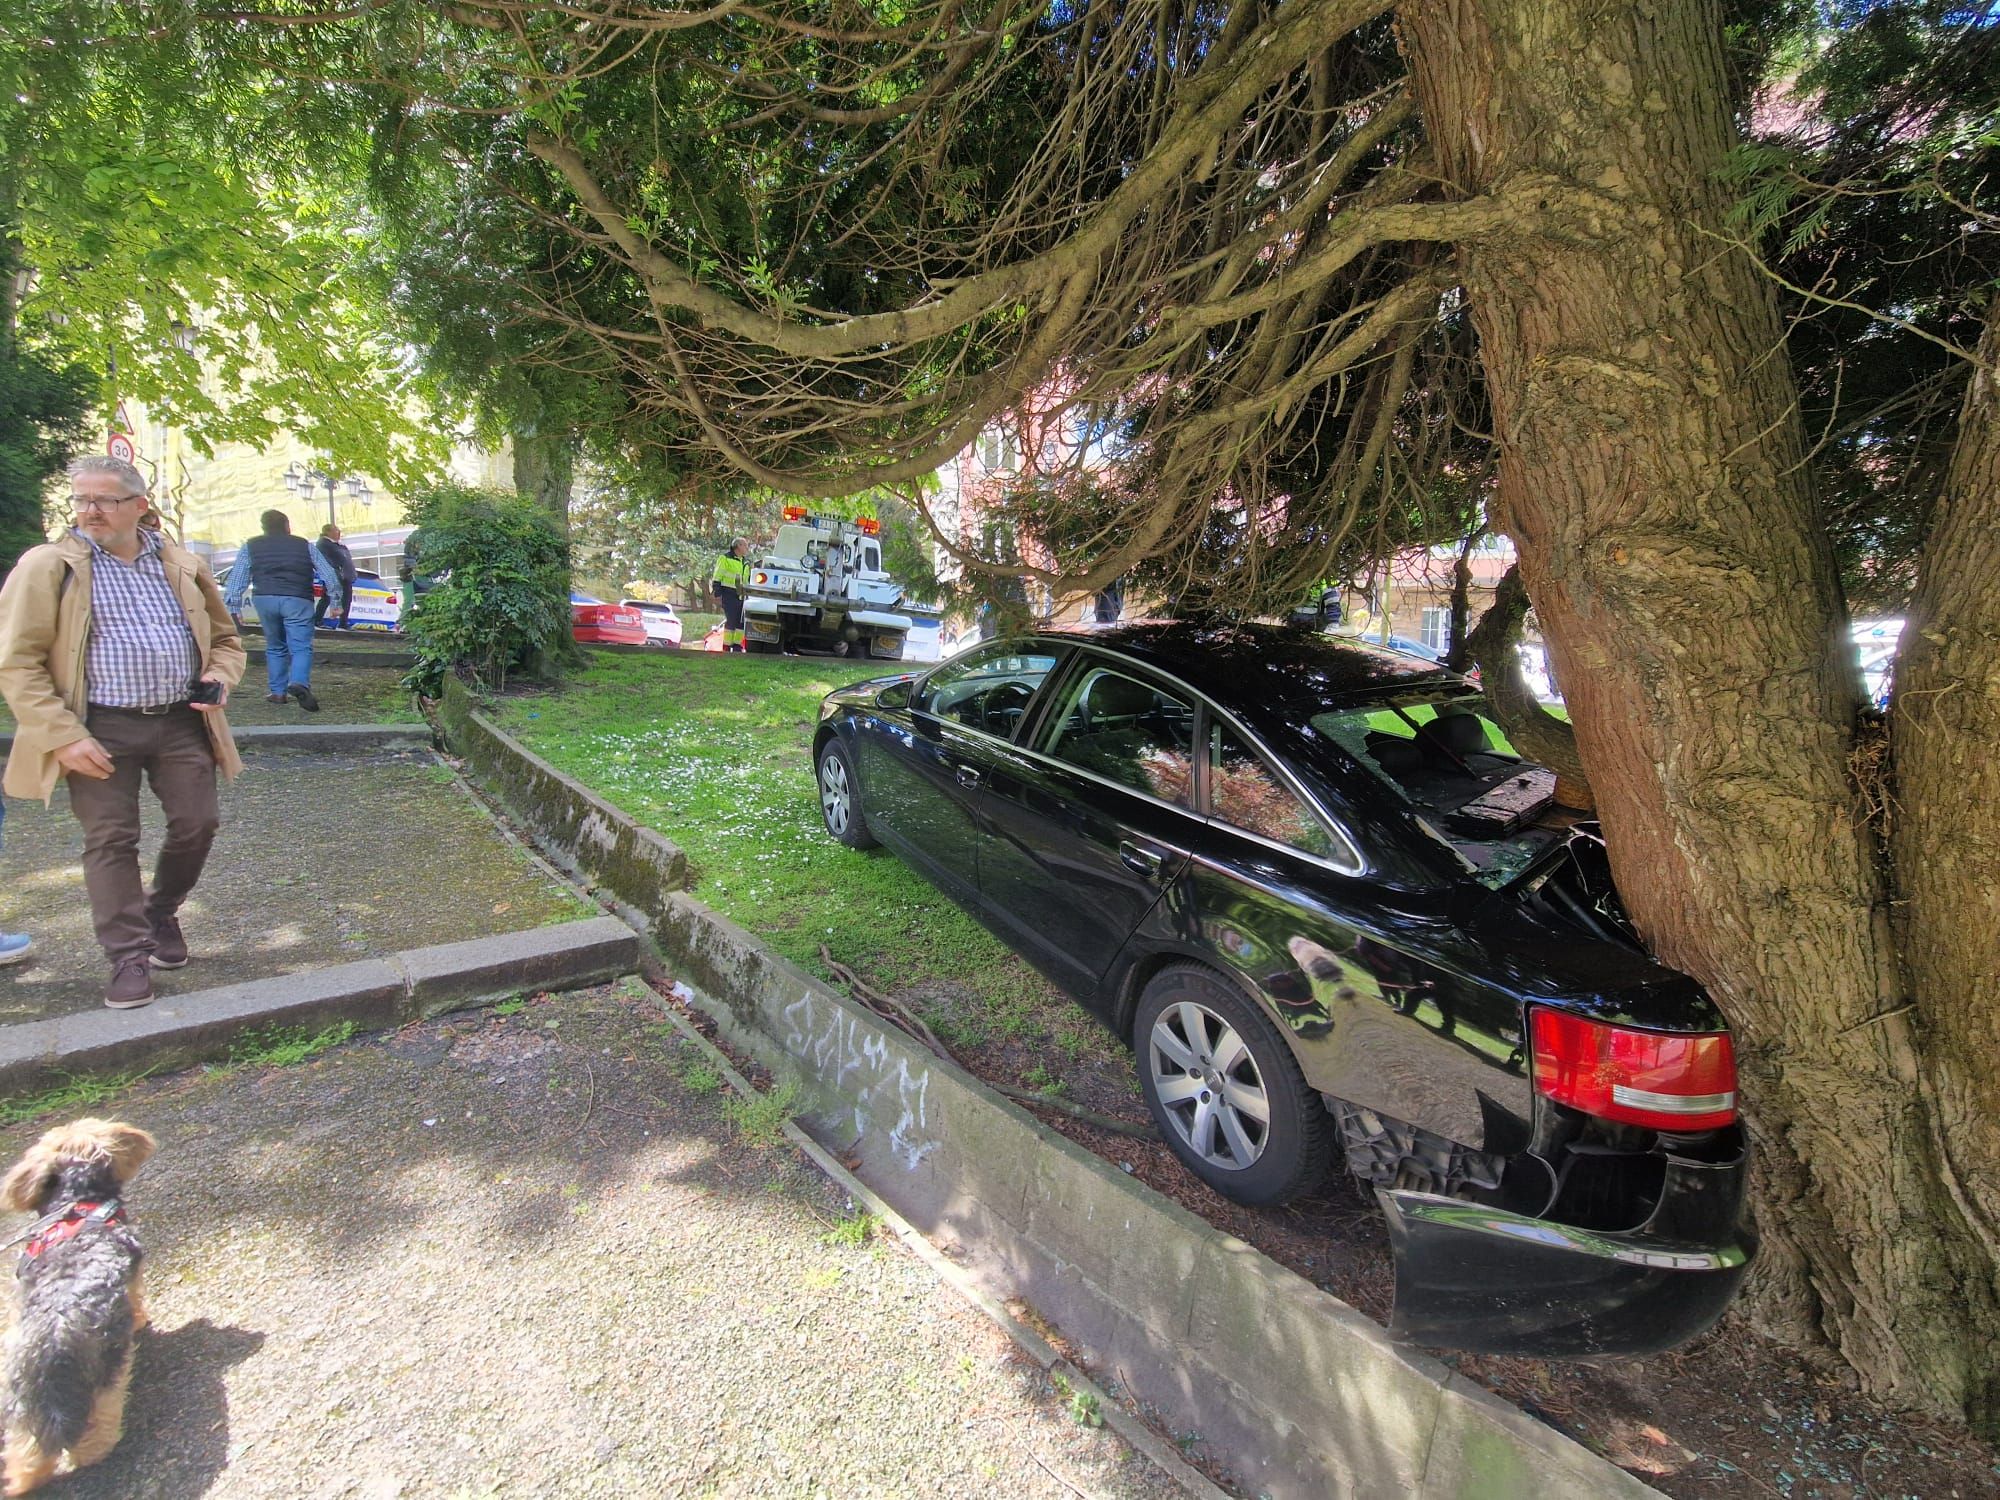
[{"xmin": 1380, "ymin": 1135, "xmax": 1755, "ymax": 1358}]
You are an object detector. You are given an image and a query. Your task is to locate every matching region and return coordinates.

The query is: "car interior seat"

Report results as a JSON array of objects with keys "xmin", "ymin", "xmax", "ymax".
[
  {"xmin": 1363, "ymin": 729, "xmax": 1425, "ymax": 785},
  {"xmin": 1419, "ymin": 711, "xmax": 1510, "ymax": 775}
]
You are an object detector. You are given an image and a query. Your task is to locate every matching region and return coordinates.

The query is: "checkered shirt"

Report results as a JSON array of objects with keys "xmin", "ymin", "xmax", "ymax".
[{"xmin": 80, "ymin": 528, "xmax": 201, "ymax": 708}]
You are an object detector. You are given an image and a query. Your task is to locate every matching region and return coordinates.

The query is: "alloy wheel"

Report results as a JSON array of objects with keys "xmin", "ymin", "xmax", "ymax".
[
  {"xmin": 819, "ymin": 755, "xmax": 852, "ymax": 838},
  {"xmin": 1146, "ymin": 999, "xmax": 1271, "ymax": 1170}
]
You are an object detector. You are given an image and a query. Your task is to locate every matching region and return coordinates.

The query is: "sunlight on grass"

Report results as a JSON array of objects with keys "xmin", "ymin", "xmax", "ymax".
[{"xmin": 491, "ymin": 653, "xmax": 1129, "ymax": 1073}]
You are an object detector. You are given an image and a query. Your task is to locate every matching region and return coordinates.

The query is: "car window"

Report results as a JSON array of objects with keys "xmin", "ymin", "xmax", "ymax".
[
  {"xmin": 1315, "ymin": 695, "xmax": 1564, "ymax": 886},
  {"xmin": 914, "ymin": 643, "xmax": 1063, "ymax": 739},
  {"xmin": 1042, "ymin": 665, "xmax": 1196, "ymax": 806},
  {"xmin": 1208, "ymin": 724, "xmax": 1349, "ymax": 862}
]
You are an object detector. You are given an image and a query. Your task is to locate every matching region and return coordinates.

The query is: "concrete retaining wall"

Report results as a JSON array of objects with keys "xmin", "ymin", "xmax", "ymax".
[
  {"xmin": 440, "ymin": 683, "xmax": 1662, "ymax": 1500},
  {"xmin": 438, "ymin": 678, "xmax": 687, "ymax": 908}
]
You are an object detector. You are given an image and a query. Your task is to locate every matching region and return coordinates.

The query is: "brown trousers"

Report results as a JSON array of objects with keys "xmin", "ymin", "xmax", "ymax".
[{"xmin": 66, "ymin": 706, "xmax": 220, "ymax": 963}]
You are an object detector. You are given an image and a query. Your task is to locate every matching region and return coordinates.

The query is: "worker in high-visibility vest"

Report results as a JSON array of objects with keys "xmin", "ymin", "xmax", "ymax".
[{"xmin": 711, "ymin": 538, "xmax": 750, "ymax": 652}]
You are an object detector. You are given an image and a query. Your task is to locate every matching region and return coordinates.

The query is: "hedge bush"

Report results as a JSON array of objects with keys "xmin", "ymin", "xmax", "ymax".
[{"xmin": 400, "ymin": 484, "xmax": 570, "ymax": 692}]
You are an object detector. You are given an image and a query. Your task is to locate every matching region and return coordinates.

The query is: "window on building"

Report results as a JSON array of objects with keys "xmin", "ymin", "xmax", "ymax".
[
  {"xmin": 977, "ymin": 429, "xmax": 1020, "ymax": 473},
  {"xmin": 1420, "ymin": 606, "xmax": 1451, "ymax": 656}
]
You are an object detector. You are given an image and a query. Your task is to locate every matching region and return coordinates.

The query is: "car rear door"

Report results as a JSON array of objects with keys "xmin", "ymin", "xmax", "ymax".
[{"xmin": 976, "ymin": 653, "xmax": 1199, "ymax": 999}]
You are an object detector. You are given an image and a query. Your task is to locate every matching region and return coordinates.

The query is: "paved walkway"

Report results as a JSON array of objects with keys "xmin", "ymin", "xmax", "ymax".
[
  {"xmin": 0, "ymin": 744, "xmax": 593, "ymax": 1019},
  {"xmin": 9, "ymin": 982, "xmax": 1180, "ymax": 1498}
]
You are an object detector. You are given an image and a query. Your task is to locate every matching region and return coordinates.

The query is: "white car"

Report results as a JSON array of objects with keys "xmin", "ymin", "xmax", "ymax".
[{"xmin": 621, "ymin": 599, "xmax": 685, "ymax": 648}]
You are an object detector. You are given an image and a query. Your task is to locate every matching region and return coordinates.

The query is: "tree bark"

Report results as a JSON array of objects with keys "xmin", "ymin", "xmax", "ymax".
[
  {"xmin": 1401, "ymin": 0, "xmax": 2000, "ymax": 1429},
  {"xmin": 1890, "ymin": 292, "xmax": 2000, "ymax": 1422},
  {"xmin": 511, "ymin": 425, "xmax": 574, "ymax": 531},
  {"xmin": 1459, "ymin": 562, "xmax": 1587, "ymax": 788}
]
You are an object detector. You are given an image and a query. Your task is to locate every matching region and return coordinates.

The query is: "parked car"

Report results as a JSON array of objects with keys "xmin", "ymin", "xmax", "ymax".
[
  {"xmin": 621, "ymin": 598, "xmax": 684, "ymax": 648},
  {"xmin": 810, "ymin": 622, "xmax": 1753, "ymax": 1357},
  {"xmin": 1851, "ymin": 617, "xmax": 1903, "ymax": 710},
  {"xmin": 570, "ymin": 593, "xmax": 648, "ymax": 646},
  {"xmin": 237, "ymin": 569, "xmax": 403, "ymax": 633},
  {"xmin": 342, "ymin": 570, "xmax": 403, "ymax": 633}
]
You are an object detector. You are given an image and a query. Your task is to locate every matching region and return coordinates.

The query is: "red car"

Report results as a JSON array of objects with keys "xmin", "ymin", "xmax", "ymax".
[{"xmin": 570, "ymin": 593, "xmax": 648, "ymax": 646}]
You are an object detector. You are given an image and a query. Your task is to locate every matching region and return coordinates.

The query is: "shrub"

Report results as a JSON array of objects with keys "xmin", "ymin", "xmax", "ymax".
[{"xmin": 400, "ymin": 484, "xmax": 570, "ymax": 692}]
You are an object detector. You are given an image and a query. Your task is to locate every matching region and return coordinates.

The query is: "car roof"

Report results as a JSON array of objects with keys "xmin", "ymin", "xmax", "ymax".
[{"xmin": 1032, "ymin": 620, "xmax": 1461, "ymax": 713}]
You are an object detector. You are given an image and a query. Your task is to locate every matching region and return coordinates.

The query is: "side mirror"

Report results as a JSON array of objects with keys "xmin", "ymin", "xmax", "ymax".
[{"xmin": 878, "ymin": 681, "xmax": 913, "ymax": 709}]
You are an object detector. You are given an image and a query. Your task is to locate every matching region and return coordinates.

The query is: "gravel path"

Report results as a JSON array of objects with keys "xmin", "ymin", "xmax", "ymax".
[{"xmin": 2, "ymin": 982, "xmax": 1186, "ymax": 1499}]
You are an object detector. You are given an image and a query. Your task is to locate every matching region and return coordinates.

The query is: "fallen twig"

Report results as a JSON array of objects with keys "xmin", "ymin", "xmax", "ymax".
[{"xmin": 992, "ymin": 1083, "xmax": 1157, "ymax": 1140}]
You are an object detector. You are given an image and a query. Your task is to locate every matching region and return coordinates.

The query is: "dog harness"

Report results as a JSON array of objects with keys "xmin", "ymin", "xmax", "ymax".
[{"xmin": 15, "ymin": 1199, "xmax": 124, "ymax": 1260}]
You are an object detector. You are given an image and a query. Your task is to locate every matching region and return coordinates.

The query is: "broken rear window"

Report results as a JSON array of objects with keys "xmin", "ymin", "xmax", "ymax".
[{"xmin": 1314, "ymin": 694, "xmax": 1573, "ymax": 887}]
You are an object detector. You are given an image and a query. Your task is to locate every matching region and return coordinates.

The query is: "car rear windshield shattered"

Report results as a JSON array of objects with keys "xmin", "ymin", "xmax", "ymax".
[{"xmin": 1314, "ymin": 692, "xmax": 1577, "ymax": 887}]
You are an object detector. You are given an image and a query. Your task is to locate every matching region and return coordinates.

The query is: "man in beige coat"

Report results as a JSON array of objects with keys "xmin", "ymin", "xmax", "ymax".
[{"xmin": 0, "ymin": 457, "xmax": 244, "ymax": 1007}]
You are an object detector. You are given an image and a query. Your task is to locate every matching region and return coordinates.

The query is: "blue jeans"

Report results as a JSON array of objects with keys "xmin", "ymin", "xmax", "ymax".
[{"xmin": 255, "ymin": 595, "xmax": 317, "ymax": 696}]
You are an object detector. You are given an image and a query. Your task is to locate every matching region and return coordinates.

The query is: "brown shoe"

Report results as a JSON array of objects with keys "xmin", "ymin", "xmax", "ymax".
[
  {"xmin": 266, "ymin": 693, "xmax": 287, "ymax": 704},
  {"xmin": 105, "ymin": 958, "xmax": 154, "ymax": 1009},
  {"xmin": 149, "ymin": 915, "xmax": 188, "ymax": 969}
]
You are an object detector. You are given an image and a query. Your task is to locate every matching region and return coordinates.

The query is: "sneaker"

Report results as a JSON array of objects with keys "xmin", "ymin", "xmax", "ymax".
[
  {"xmin": 0, "ymin": 933, "xmax": 32, "ymax": 968},
  {"xmin": 105, "ymin": 958, "xmax": 154, "ymax": 1009},
  {"xmin": 148, "ymin": 915, "xmax": 188, "ymax": 969},
  {"xmin": 287, "ymin": 683, "xmax": 321, "ymax": 713}
]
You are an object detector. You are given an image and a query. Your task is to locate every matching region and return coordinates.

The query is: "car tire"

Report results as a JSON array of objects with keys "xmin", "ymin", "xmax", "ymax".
[
  {"xmin": 816, "ymin": 741, "xmax": 878, "ymax": 849},
  {"xmin": 1134, "ymin": 963, "xmax": 1329, "ymax": 1207}
]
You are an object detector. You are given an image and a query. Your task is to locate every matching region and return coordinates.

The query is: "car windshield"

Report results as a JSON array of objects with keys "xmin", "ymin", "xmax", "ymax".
[{"xmin": 1313, "ymin": 691, "xmax": 1574, "ymax": 887}]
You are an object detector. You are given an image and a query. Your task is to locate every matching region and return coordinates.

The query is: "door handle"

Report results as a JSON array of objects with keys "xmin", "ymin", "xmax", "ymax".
[
  {"xmin": 956, "ymin": 765, "xmax": 982, "ymax": 789},
  {"xmin": 1120, "ymin": 840, "xmax": 1165, "ymax": 877}
]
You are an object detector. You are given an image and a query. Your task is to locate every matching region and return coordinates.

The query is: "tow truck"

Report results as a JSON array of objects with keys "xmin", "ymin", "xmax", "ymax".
[{"xmin": 741, "ymin": 507, "xmax": 918, "ymax": 659}]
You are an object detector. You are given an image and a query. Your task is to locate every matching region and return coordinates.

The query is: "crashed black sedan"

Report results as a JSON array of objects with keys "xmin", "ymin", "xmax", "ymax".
[{"xmin": 811, "ymin": 622, "xmax": 1754, "ymax": 1357}]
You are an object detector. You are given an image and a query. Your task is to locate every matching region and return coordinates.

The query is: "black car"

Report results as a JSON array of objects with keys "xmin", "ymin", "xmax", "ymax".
[{"xmin": 811, "ymin": 622, "xmax": 1754, "ymax": 1358}]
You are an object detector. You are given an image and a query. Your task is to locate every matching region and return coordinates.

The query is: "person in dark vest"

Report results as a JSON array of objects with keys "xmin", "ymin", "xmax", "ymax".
[
  {"xmin": 223, "ymin": 510, "xmax": 344, "ymax": 711},
  {"xmin": 313, "ymin": 523, "xmax": 358, "ymax": 630}
]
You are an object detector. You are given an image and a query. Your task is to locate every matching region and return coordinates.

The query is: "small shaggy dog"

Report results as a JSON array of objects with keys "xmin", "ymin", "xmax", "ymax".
[{"xmin": 0, "ymin": 1120, "xmax": 155, "ymax": 1496}]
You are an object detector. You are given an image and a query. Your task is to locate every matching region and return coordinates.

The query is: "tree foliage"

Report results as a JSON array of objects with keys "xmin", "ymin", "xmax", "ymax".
[{"xmin": 1, "ymin": 1, "xmax": 445, "ymax": 493}]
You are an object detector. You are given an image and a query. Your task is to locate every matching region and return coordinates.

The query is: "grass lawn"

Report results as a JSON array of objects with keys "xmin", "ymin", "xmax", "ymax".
[{"xmin": 490, "ymin": 652, "xmax": 1140, "ymax": 1106}]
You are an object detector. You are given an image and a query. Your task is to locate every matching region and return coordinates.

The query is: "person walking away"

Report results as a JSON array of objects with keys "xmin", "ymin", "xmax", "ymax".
[
  {"xmin": 313, "ymin": 524, "xmax": 358, "ymax": 631},
  {"xmin": 0, "ymin": 456, "xmax": 244, "ymax": 1008},
  {"xmin": 0, "ymin": 801, "xmax": 33, "ymax": 967},
  {"xmin": 711, "ymin": 537, "xmax": 750, "ymax": 653},
  {"xmin": 223, "ymin": 510, "xmax": 343, "ymax": 710}
]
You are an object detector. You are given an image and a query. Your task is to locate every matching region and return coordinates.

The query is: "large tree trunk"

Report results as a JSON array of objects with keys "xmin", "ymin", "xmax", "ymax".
[
  {"xmin": 1400, "ymin": 0, "xmax": 2000, "ymax": 1430},
  {"xmin": 511, "ymin": 425, "xmax": 575, "ymax": 531},
  {"xmin": 1890, "ymin": 294, "xmax": 2000, "ymax": 1419}
]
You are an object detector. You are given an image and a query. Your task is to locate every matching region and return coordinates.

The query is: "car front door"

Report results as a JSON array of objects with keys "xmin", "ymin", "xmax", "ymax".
[
  {"xmin": 977, "ymin": 655, "xmax": 1199, "ymax": 1000},
  {"xmin": 849, "ymin": 642, "xmax": 1066, "ymax": 898}
]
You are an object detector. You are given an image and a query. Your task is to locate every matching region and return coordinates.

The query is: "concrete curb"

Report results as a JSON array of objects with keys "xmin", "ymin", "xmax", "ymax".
[
  {"xmin": 436, "ymin": 688, "xmax": 1664, "ymax": 1500},
  {"xmin": 0, "ymin": 918, "xmax": 638, "ymax": 1097},
  {"xmin": 0, "ymin": 724, "xmax": 429, "ymax": 758}
]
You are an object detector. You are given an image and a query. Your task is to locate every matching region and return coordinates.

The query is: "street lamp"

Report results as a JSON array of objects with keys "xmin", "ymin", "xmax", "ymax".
[{"xmin": 283, "ymin": 461, "xmax": 372, "ymax": 532}]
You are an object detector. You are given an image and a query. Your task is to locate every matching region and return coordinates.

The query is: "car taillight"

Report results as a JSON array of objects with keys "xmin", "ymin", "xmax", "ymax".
[{"xmin": 1529, "ymin": 1009, "xmax": 1737, "ymax": 1131}]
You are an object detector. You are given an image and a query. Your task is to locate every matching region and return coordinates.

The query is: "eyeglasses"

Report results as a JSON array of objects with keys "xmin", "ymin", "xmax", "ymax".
[{"xmin": 70, "ymin": 495, "xmax": 144, "ymax": 513}]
